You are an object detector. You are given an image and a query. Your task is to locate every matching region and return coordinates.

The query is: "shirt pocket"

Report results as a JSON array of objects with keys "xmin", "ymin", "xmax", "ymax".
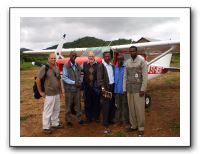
[{"xmin": 127, "ymin": 67, "xmax": 142, "ymax": 84}]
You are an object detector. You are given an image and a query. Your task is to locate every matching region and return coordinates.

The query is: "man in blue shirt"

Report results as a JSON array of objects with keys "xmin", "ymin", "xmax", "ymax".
[
  {"xmin": 114, "ymin": 54, "xmax": 129, "ymax": 126},
  {"xmin": 62, "ymin": 51, "xmax": 84, "ymax": 128}
]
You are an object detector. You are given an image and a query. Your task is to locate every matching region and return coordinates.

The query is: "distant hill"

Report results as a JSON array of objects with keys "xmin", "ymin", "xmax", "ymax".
[{"xmin": 46, "ymin": 36, "xmax": 132, "ymax": 50}]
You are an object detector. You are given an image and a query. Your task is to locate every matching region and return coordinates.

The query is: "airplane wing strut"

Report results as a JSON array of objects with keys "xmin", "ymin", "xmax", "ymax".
[{"xmin": 147, "ymin": 45, "xmax": 177, "ymax": 66}]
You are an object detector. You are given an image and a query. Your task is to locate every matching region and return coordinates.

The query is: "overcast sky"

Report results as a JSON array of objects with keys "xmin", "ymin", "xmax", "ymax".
[{"xmin": 20, "ymin": 17, "xmax": 180, "ymax": 50}]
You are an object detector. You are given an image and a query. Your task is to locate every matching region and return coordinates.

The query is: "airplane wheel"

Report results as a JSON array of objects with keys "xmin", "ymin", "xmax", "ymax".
[{"xmin": 145, "ymin": 94, "xmax": 151, "ymax": 108}]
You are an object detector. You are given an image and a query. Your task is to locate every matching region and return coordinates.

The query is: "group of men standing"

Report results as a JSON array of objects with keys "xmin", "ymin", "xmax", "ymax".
[{"xmin": 36, "ymin": 46, "xmax": 148, "ymax": 136}]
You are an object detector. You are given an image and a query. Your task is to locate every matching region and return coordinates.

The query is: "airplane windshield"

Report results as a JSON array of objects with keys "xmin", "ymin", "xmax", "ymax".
[
  {"xmin": 82, "ymin": 50, "xmax": 102, "ymax": 57},
  {"xmin": 82, "ymin": 46, "xmax": 112, "ymax": 57}
]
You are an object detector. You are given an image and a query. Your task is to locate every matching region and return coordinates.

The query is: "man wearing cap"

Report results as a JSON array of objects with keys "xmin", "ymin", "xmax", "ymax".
[{"xmin": 123, "ymin": 46, "xmax": 148, "ymax": 136}]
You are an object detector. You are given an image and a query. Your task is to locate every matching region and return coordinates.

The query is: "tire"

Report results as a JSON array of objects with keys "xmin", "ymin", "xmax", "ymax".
[{"xmin": 145, "ymin": 94, "xmax": 151, "ymax": 108}]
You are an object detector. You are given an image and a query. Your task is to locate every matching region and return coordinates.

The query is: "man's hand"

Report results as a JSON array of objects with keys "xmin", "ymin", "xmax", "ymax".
[
  {"xmin": 139, "ymin": 91, "xmax": 145, "ymax": 97},
  {"xmin": 75, "ymin": 81, "xmax": 81, "ymax": 88},
  {"xmin": 101, "ymin": 87, "xmax": 105, "ymax": 96},
  {"xmin": 123, "ymin": 91, "xmax": 127, "ymax": 95},
  {"xmin": 60, "ymin": 92, "xmax": 64, "ymax": 99},
  {"xmin": 39, "ymin": 91, "xmax": 45, "ymax": 97}
]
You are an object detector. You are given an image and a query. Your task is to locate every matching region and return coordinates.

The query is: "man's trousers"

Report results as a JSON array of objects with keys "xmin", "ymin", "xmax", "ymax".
[
  {"xmin": 65, "ymin": 91, "xmax": 82, "ymax": 123},
  {"xmin": 127, "ymin": 92, "xmax": 145, "ymax": 131},
  {"xmin": 84, "ymin": 85, "xmax": 100, "ymax": 121},
  {"xmin": 43, "ymin": 94, "xmax": 60, "ymax": 129},
  {"xmin": 114, "ymin": 94, "xmax": 129, "ymax": 123}
]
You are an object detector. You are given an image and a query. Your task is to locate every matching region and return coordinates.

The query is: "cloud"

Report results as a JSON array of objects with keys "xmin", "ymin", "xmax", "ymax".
[{"xmin": 20, "ymin": 17, "xmax": 179, "ymax": 50}]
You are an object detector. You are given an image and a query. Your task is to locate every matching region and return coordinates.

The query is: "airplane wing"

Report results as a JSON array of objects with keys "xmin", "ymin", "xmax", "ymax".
[
  {"xmin": 111, "ymin": 40, "xmax": 180, "ymax": 53},
  {"xmin": 23, "ymin": 39, "xmax": 179, "ymax": 55},
  {"xmin": 23, "ymin": 48, "xmax": 87, "ymax": 54}
]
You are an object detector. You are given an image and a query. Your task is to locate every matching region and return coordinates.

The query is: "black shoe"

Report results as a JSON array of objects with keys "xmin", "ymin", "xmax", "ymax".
[
  {"xmin": 103, "ymin": 128, "xmax": 111, "ymax": 134},
  {"xmin": 126, "ymin": 127, "xmax": 138, "ymax": 132},
  {"xmin": 79, "ymin": 120, "xmax": 84, "ymax": 125},
  {"xmin": 43, "ymin": 129, "xmax": 52, "ymax": 134},
  {"xmin": 66, "ymin": 122, "xmax": 73, "ymax": 128},
  {"xmin": 52, "ymin": 123, "xmax": 64, "ymax": 129},
  {"xmin": 138, "ymin": 131, "xmax": 144, "ymax": 136},
  {"xmin": 138, "ymin": 131, "xmax": 144, "ymax": 137}
]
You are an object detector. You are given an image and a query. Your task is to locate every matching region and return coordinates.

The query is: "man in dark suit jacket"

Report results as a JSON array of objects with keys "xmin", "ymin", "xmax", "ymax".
[
  {"xmin": 97, "ymin": 51, "xmax": 116, "ymax": 134},
  {"xmin": 83, "ymin": 51, "xmax": 100, "ymax": 123}
]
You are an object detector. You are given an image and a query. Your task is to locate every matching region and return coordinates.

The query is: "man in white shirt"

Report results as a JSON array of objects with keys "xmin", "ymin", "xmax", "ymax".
[{"xmin": 97, "ymin": 51, "xmax": 116, "ymax": 134}]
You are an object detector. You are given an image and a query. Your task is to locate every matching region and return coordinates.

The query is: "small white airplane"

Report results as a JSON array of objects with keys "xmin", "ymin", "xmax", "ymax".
[{"xmin": 23, "ymin": 34, "xmax": 180, "ymax": 107}]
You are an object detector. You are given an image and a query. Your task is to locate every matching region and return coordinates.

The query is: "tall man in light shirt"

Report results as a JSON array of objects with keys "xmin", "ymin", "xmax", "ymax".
[
  {"xmin": 36, "ymin": 53, "xmax": 63, "ymax": 134},
  {"xmin": 62, "ymin": 51, "xmax": 84, "ymax": 128},
  {"xmin": 97, "ymin": 51, "xmax": 115, "ymax": 134},
  {"xmin": 123, "ymin": 46, "xmax": 148, "ymax": 136}
]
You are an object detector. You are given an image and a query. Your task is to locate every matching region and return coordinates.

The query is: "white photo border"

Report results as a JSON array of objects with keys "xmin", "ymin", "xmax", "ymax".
[{"xmin": 9, "ymin": 7, "xmax": 191, "ymax": 147}]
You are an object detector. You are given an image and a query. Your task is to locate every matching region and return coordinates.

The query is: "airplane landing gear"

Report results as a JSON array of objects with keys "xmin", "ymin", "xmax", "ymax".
[{"xmin": 145, "ymin": 94, "xmax": 151, "ymax": 108}]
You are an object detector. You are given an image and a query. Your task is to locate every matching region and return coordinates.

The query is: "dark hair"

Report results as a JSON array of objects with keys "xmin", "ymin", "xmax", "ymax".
[
  {"xmin": 117, "ymin": 54, "xmax": 124, "ymax": 60},
  {"xmin": 103, "ymin": 51, "xmax": 111, "ymax": 57},
  {"xmin": 130, "ymin": 46, "xmax": 137, "ymax": 51}
]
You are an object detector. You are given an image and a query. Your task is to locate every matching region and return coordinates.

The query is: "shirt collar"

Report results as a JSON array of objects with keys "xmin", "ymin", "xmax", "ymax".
[
  {"xmin": 102, "ymin": 59, "xmax": 112, "ymax": 66},
  {"xmin": 87, "ymin": 61, "xmax": 97, "ymax": 65},
  {"xmin": 70, "ymin": 61, "xmax": 77, "ymax": 66},
  {"xmin": 116, "ymin": 64, "xmax": 125, "ymax": 67},
  {"xmin": 68, "ymin": 60, "xmax": 77, "ymax": 68},
  {"xmin": 130, "ymin": 55, "xmax": 139, "ymax": 63}
]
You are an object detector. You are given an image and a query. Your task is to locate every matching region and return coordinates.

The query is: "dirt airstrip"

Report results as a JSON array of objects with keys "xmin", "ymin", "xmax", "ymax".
[{"xmin": 20, "ymin": 68, "xmax": 180, "ymax": 137}]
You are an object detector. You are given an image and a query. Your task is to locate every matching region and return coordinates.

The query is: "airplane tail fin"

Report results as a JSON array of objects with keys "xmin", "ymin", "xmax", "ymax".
[
  {"xmin": 147, "ymin": 53, "xmax": 180, "ymax": 80},
  {"xmin": 55, "ymin": 34, "xmax": 66, "ymax": 60},
  {"xmin": 149, "ymin": 53, "xmax": 172, "ymax": 68},
  {"xmin": 151, "ymin": 53, "xmax": 180, "ymax": 72}
]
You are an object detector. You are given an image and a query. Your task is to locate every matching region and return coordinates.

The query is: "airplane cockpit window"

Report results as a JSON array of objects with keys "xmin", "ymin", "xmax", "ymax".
[{"xmin": 82, "ymin": 46, "xmax": 112, "ymax": 57}]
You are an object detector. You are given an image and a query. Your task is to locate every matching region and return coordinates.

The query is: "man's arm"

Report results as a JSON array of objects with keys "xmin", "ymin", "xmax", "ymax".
[
  {"xmin": 97, "ymin": 64, "xmax": 104, "ymax": 90},
  {"xmin": 56, "ymin": 69, "xmax": 63, "ymax": 94},
  {"xmin": 140, "ymin": 60, "xmax": 148, "ymax": 97},
  {"xmin": 58, "ymin": 79, "xmax": 64, "ymax": 98},
  {"xmin": 36, "ymin": 78, "xmax": 45, "ymax": 97},
  {"xmin": 123, "ymin": 66, "xmax": 127, "ymax": 94},
  {"xmin": 76, "ymin": 64, "xmax": 82, "ymax": 88}
]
